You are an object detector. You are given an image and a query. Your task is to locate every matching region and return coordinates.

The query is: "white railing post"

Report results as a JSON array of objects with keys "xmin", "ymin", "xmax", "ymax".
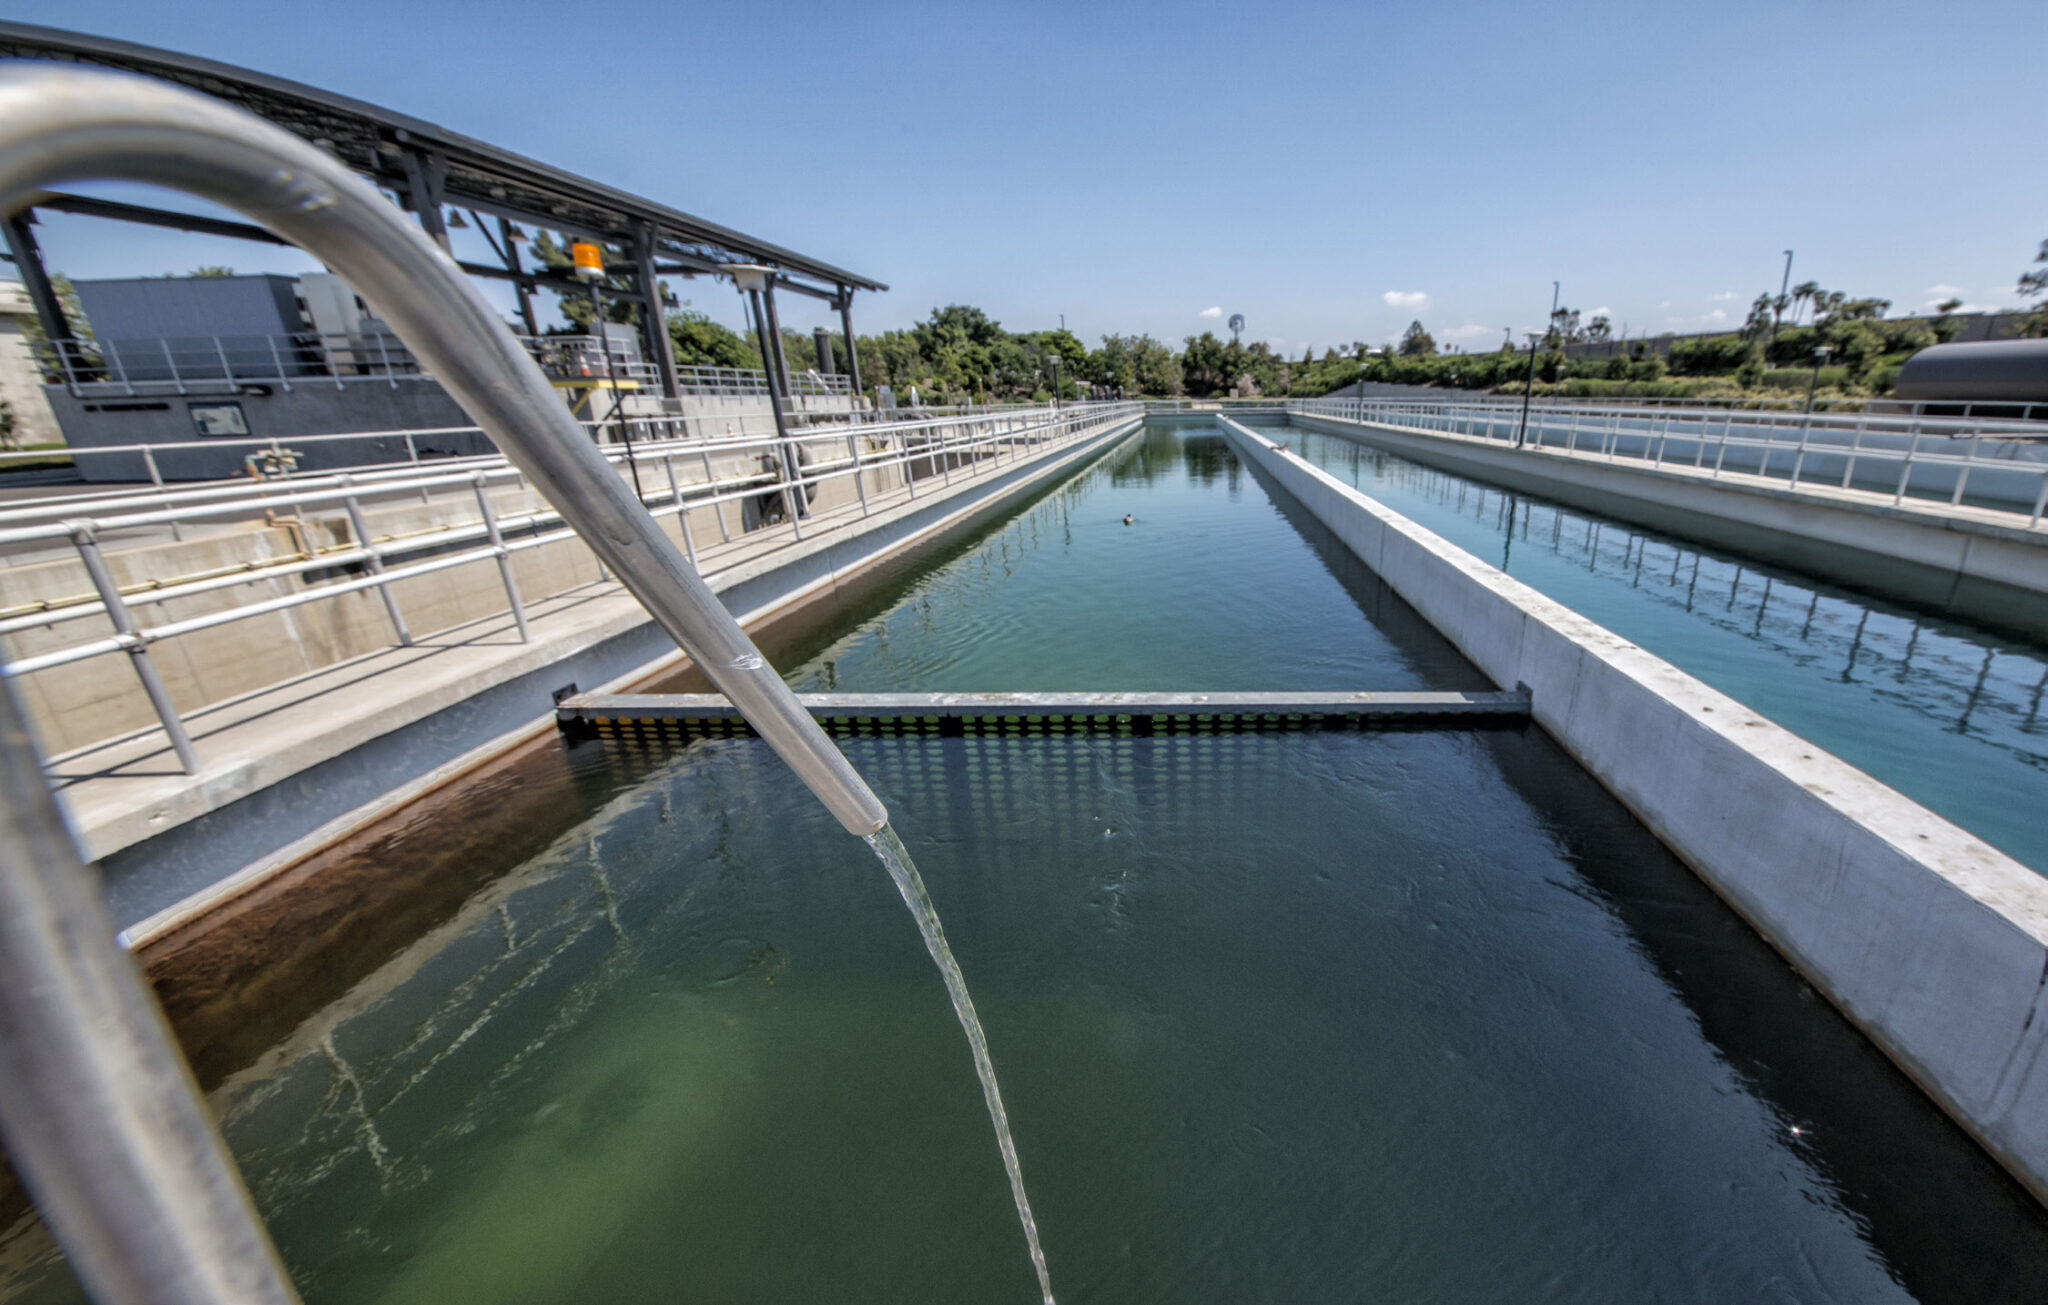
[
  {"xmin": 264, "ymin": 334, "xmax": 292, "ymax": 392},
  {"xmin": 342, "ymin": 479, "xmax": 412, "ymax": 646},
  {"xmin": 471, "ymin": 474, "xmax": 530, "ymax": 642},
  {"xmin": 1951, "ymin": 436, "xmax": 1983, "ymax": 506},
  {"xmin": 70, "ymin": 523, "xmax": 199, "ymax": 774}
]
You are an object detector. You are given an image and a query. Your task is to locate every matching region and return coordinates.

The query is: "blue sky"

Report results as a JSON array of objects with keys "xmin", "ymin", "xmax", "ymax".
[{"xmin": 10, "ymin": 0, "xmax": 2047, "ymax": 354}]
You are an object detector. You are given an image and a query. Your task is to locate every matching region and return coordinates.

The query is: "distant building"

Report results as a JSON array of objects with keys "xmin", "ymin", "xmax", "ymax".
[
  {"xmin": 72, "ymin": 273, "xmax": 304, "ymax": 341},
  {"xmin": 0, "ymin": 280, "xmax": 63, "ymax": 447},
  {"xmin": 44, "ymin": 271, "xmax": 482, "ymax": 479}
]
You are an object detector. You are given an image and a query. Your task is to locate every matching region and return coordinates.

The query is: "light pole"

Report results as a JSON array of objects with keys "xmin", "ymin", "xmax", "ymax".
[
  {"xmin": 1050, "ymin": 353, "xmax": 1062, "ymax": 412},
  {"xmin": 1805, "ymin": 343, "xmax": 1832, "ymax": 414},
  {"xmin": 1773, "ymin": 249, "xmax": 1794, "ymax": 341},
  {"xmin": 1516, "ymin": 281, "xmax": 1559, "ymax": 448}
]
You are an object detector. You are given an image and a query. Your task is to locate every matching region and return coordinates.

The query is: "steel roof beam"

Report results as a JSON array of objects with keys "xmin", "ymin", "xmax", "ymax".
[{"xmin": 0, "ymin": 20, "xmax": 887, "ymax": 292}]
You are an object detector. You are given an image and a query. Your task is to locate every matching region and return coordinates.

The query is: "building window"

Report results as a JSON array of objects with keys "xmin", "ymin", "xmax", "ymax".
[{"xmin": 189, "ymin": 402, "xmax": 249, "ymax": 437}]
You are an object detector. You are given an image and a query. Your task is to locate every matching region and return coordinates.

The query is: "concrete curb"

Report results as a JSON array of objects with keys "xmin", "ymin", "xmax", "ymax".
[{"xmin": 1220, "ymin": 415, "xmax": 2048, "ymax": 1206}]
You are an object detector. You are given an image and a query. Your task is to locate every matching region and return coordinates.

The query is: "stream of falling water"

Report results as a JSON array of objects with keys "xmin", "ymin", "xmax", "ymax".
[{"xmin": 866, "ymin": 825, "xmax": 1055, "ymax": 1305}]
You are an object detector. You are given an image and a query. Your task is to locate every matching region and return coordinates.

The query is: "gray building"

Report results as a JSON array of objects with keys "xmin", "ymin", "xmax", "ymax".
[{"xmin": 73, "ymin": 273, "xmax": 303, "ymax": 340}]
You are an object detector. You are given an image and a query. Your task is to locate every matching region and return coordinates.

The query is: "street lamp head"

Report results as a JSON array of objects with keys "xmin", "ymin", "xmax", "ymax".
[{"xmin": 726, "ymin": 264, "xmax": 772, "ymax": 294}]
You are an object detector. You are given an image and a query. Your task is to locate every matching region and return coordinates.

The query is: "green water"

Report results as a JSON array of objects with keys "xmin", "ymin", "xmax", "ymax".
[
  {"xmin": 1267, "ymin": 421, "xmax": 2048, "ymax": 874},
  {"xmin": 774, "ymin": 425, "xmax": 1486, "ymax": 694},
  {"xmin": 6, "ymin": 420, "xmax": 2047, "ymax": 1302}
]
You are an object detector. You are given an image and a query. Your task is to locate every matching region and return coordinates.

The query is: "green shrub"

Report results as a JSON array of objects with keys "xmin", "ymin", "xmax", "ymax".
[
  {"xmin": 1668, "ymin": 334, "xmax": 1751, "ymax": 375},
  {"xmin": 1762, "ymin": 366, "xmax": 1847, "ymax": 391}
]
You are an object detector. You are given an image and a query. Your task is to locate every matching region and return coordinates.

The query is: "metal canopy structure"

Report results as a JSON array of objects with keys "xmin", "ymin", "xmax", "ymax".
[{"xmin": 0, "ymin": 21, "xmax": 883, "ymax": 400}]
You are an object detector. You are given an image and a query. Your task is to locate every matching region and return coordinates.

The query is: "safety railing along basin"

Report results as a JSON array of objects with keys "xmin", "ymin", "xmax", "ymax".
[
  {"xmin": 1288, "ymin": 396, "xmax": 2048, "ymax": 526},
  {"xmin": 32, "ymin": 331, "xmax": 856, "ymax": 400},
  {"xmin": 0, "ymin": 401, "xmax": 1139, "ymax": 774}
]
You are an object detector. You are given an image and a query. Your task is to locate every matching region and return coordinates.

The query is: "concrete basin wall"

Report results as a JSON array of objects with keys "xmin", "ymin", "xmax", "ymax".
[
  {"xmin": 1221, "ymin": 416, "xmax": 2048, "ymax": 1206},
  {"xmin": 1289, "ymin": 411, "xmax": 2048, "ymax": 640}
]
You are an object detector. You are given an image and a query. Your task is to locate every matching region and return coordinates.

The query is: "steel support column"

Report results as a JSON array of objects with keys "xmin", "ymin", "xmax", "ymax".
[
  {"xmin": 837, "ymin": 290, "xmax": 862, "ymax": 396},
  {"xmin": 3, "ymin": 212, "xmax": 75, "ymax": 347},
  {"xmin": 395, "ymin": 147, "xmax": 450, "ymax": 254},
  {"xmin": 498, "ymin": 216, "xmax": 538, "ymax": 337},
  {"xmin": 741, "ymin": 282, "xmax": 806, "ymax": 519},
  {"xmin": 633, "ymin": 222, "xmax": 680, "ymax": 401},
  {"xmin": 761, "ymin": 279, "xmax": 792, "ymax": 396}
]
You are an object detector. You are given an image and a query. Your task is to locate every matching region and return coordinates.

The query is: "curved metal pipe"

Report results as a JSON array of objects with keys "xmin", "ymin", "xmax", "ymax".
[
  {"xmin": 0, "ymin": 58, "xmax": 890, "ymax": 1305},
  {"xmin": 0, "ymin": 62, "xmax": 886, "ymax": 837},
  {"xmin": 0, "ymin": 678, "xmax": 298, "ymax": 1305}
]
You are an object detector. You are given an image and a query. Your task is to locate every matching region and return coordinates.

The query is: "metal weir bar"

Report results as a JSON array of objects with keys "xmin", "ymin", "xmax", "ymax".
[{"xmin": 562, "ymin": 690, "xmax": 1533, "ymax": 740}]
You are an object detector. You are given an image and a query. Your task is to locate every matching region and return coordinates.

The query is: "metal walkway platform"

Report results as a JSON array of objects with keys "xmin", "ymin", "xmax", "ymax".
[{"xmin": 558, "ymin": 690, "xmax": 1531, "ymax": 741}]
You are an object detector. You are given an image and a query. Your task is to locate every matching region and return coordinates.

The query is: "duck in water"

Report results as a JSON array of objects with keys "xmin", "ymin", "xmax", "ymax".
[{"xmin": 1122, "ymin": 514, "xmax": 1135, "ymax": 526}]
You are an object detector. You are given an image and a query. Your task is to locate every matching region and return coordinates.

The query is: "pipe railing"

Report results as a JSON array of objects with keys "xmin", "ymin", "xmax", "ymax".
[
  {"xmin": 670, "ymin": 362, "xmax": 853, "ymax": 396},
  {"xmin": 0, "ymin": 61, "xmax": 928, "ymax": 1305},
  {"xmin": 1309, "ymin": 387, "xmax": 2048, "ymax": 420},
  {"xmin": 1, "ymin": 402, "xmax": 1140, "ymax": 770},
  {"xmin": 1289, "ymin": 396, "xmax": 2048, "ymax": 526},
  {"xmin": 32, "ymin": 330, "xmax": 428, "ymax": 396},
  {"xmin": 34, "ymin": 332, "xmax": 857, "ymax": 400},
  {"xmin": 0, "ymin": 404, "xmax": 1120, "ymax": 537}
]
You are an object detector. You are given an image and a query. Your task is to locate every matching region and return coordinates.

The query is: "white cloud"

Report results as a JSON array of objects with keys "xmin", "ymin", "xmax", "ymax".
[
  {"xmin": 1383, "ymin": 290, "xmax": 1430, "ymax": 310},
  {"xmin": 1441, "ymin": 324, "xmax": 1493, "ymax": 341},
  {"xmin": 1198, "ymin": 306, "xmax": 1223, "ymax": 319},
  {"xmin": 1587, "ymin": 306, "xmax": 1612, "ymax": 319},
  {"xmin": 1702, "ymin": 309, "xmax": 1729, "ymax": 324},
  {"xmin": 1711, "ymin": 290, "xmax": 1738, "ymax": 301},
  {"xmin": 1924, "ymin": 284, "xmax": 1968, "ymax": 298},
  {"xmin": 1658, "ymin": 300, "xmax": 1673, "ymax": 309}
]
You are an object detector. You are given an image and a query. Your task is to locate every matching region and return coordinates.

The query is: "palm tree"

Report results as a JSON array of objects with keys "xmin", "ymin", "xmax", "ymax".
[{"xmin": 1790, "ymin": 281, "xmax": 1820, "ymax": 325}]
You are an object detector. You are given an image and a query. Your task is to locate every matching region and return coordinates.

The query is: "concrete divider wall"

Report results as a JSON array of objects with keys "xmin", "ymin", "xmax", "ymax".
[
  {"xmin": 1289, "ymin": 411, "xmax": 2048, "ymax": 639},
  {"xmin": 1219, "ymin": 416, "xmax": 2048, "ymax": 1204}
]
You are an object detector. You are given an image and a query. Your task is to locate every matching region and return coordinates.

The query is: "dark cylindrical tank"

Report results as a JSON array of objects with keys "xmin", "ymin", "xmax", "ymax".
[{"xmin": 1893, "ymin": 339, "xmax": 2048, "ymax": 402}]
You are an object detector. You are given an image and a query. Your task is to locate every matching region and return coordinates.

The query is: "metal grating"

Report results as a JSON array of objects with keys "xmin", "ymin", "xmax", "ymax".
[{"xmin": 559, "ymin": 690, "xmax": 1531, "ymax": 745}]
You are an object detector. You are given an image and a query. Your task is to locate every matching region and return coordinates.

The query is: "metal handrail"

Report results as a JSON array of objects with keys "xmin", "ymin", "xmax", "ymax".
[
  {"xmin": 32, "ymin": 330, "xmax": 427, "ymax": 395},
  {"xmin": 1297, "ymin": 388, "xmax": 2048, "ymax": 421},
  {"xmin": 0, "ymin": 61, "xmax": 911, "ymax": 1305},
  {"xmin": 34, "ymin": 332, "xmax": 855, "ymax": 399},
  {"xmin": 1288, "ymin": 397, "xmax": 2048, "ymax": 526},
  {"xmin": 0, "ymin": 405, "xmax": 1096, "ymax": 535},
  {"xmin": 0, "ymin": 404, "xmax": 1134, "ymax": 687}
]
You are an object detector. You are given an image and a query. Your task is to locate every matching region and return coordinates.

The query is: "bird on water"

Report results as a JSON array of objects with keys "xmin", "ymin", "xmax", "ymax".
[{"xmin": 1122, "ymin": 514, "xmax": 1134, "ymax": 526}]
